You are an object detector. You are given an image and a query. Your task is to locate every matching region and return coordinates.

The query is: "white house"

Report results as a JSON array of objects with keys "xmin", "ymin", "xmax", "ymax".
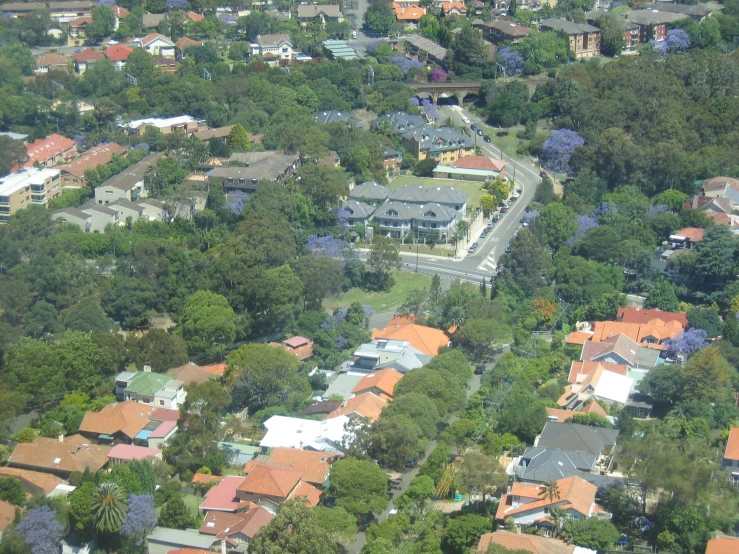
[
  {"xmin": 250, "ymin": 34, "xmax": 293, "ymax": 63},
  {"xmin": 259, "ymin": 415, "xmax": 352, "ymax": 454},
  {"xmin": 135, "ymin": 32, "xmax": 175, "ymax": 58}
]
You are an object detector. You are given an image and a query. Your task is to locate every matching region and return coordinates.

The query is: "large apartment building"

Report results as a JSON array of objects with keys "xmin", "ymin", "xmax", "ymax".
[{"xmin": 0, "ymin": 168, "xmax": 62, "ymax": 223}]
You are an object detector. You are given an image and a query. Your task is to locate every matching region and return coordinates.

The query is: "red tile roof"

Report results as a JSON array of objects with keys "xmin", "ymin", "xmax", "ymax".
[
  {"xmin": 79, "ymin": 401, "xmax": 154, "ymax": 440},
  {"xmin": 288, "ymin": 480, "xmax": 322, "ymax": 507},
  {"xmin": 259, "ymin": 447, "xmax": 336, "ymax": 485},
  {"xmin": 140, "ymin": 32, "xmax": 174, "ymax": 47},
  {"xmin": 725, "ymin": 428, "xmax": 739, "ymax": 461},
  {"xmin": 193, "ymin": 473, "xmax": 224, "ymax": 485},
  {"xmin": 617, "ymin": 307, "xmax": 688, "ymax": 327},
  {"xmin": 327, "ymin": 393, "xmax": 388, "ymax": 422},
  {"xmin": 269, "ymin": 338, "xmax": 314, "ymax": 360},
  {"xmin": 72, "ymin": 48, "xmax": 102, "ymax": 63},
  {"xmin": 199, "ymin": 506, "xmax": 275, "ymax": 539},
  {"xmin": 0, "ymin": 501, "xmax": 17, "ymax": 532},
  {"xmin": 674, "ymin": 226, "xmax": 704, "ymax": 242},
  {"xmin": 112, "ymin": 5, "xmax": 129, "ymax": 17},
  {"xmin": 187, "ymin": 10, "xmax": 204, "ymax": 21},
  {"xmin": 175, "ymin": 36, "xmax": 203, "ymax": 51},
  {"xmin": 352, "ymin": 368, "xmax": 404, "ymax": 399},
  {"xmin": 453, "ymin": 155, "xmax": 506, "ymax": 172},
  {"xmin": 9, "ymin": 435, "xmax": 111, "ymax": 475},
  {"xmin": 200, "ymin": 364, "xmax": 227, "ymax": 376},
  {"xmin": 103, "ymin": 44, "xmax": 134, "ymax": 61},
  {"xmin": 568, "ymin": 360, "xmax": 629, "ymax": 384},
  {"xmin": 496, "ymin": 476, "xmax": 597, "ymax": 521},
  {"xmin": 149, "ymin": 420, "xmax": 177, "ymax": 439},
  {"xmin": 371, "ymin": 317, "xmax": 451, "ymax": 356},
  {"xmin": 393, "ymin": 3, "xmax": 425, "ymax": 19},
  {"xmin": 149, "ymin": 407, "xmax": 180, "ymax": 421},
  {"xmin": 591, "ymin": 320, "xmax": 683, "ymax": 350},
  {"xmin": 70, "ymin": 16, "xmax": 91, "ymax": 26},
  {"xmin": 477, "ymin": 531, "xmax": 576, "ymax": 554},
  {"xmin": 283, "ymin": 336, "xmax": 310, "ymax": 348},
  {"xmin": 167, "ymin": 362, "xmax": 216, "ymax": 385},
  {"xmin": 706, "ymin": 536, "xmax": 739, "ymax": 554},
  {"xmin": 36, "ymin": 53, "xmax": 68, "ymax": 68},
  {"xmin": 58, "ymin": 142, "xmax": 125, "ymax": 178},
  {"xmin": 565, "ymin": 331, "xmax": 592, "ymax": 345},
  {"xmin": 200, "ymin": 475, "xmax": 249, "ymax": 512},
  {"xmin": 237, "ymin": 463, "xmax": 302, "ymax": 499},
  {"xmin": 25, "ymin": 134, "xmax": 76, "ymax": 166},
  {"xmin": 0, "ymin": 467, "xmax": 62, "ymax": 495}
]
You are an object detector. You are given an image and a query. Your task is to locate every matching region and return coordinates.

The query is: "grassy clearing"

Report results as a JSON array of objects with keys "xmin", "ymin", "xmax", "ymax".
[
  {"xmin": 324, "ymin": 271, "xmax": 432, "ymax": 313},
  {"xmin": 182, "ymin": 493, "xmax": 203, "ymax": 517},
  {"xmin": 389, "ymin": 175, "xmax": 487, "ymax": 209}
]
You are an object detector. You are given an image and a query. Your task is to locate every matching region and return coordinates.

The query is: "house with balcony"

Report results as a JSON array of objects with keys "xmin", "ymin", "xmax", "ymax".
[
  {"xmin": 250, "ymin": 34, "xmax": 293, "ymax": 64},
  {"xmin": 388, "ymin": 184, "xmax": 468, "ymax": 215},
  {"xmin": 94, "ymin": 152, "xmax": 161, "ymax": 204},
  {"xmin": 344, "ymin": 338, "xmax": 432, "ymax": 374},
  {"xmin": 67, "ymin": 16, "xmax": 91, "ymax": 45},
  {"xmin": 624, "ymin": 10, "xmax": 688, "ymax": 42},
  {"xmin": 374, "ymin": 201, "xmax": 462, "ymax": 240},
  {"xmin": 209, "ymin": 151, "xmax": 300, "ymax": 192},
  {"xmin": 540, "ymin": 18, "xmax": 601, "ymax": 57},
  {"xmin": 25, "ymin": 133, "xmax": 77, "ymax": 167},
  {"xmin": 0, "ymin": 168, "xmax": 62, "ymax": 223},
  {"xmin": 114, "ymin": 367, "xmax": 187, "ymax": 410},
  {"xmin": 134, "ymin": 33, "xmax": 176, "ymax": 58},
  {"xmin": 59, "ymin": 143, "xmax": 126, "ymax": 188},
  {"xmin": 481, "ymin": 19, "xmax": 531, "ymax": 43},
  {"xmin": 48, "ymin": 0, "xmax": 94, "ymax": 22},
  {"xmin": 401, "ymin": 125, "xmax": 474, "ymax": 163},
  {"xmin": 297, "ymin": 4, "xmax": 344, "ymax": 25}
]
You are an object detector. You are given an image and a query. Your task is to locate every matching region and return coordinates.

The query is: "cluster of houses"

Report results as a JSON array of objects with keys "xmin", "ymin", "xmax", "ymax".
[{"xmin": 562, "ymin": 306, "xmax": 690, "ymax": 417}]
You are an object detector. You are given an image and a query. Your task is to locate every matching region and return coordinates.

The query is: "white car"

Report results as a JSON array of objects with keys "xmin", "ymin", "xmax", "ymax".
[{"xmin": 462, "ymin": 116, "xmax": 470, "ymax": 124}]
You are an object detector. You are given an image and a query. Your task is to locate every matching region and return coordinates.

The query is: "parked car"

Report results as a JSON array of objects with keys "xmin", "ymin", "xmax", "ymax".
[
  {"xmin": 470, "ymin": 123, "xmax": 478, "ymax": 131},
  {"xmin": 481, "ymin": 230, "xmax": 488, "ymax": 238},
  {"xmin": 493, "ymin": 213, "xmax": 502, "ymax": 221},
  {"xmin": 351, "ymin": 30, "xmax": 357, "ymax": 38},
  {"xmin": 468, "ymin": 242, "xmax": 479, "ymax": 253},
  {"xmin": 505, "ymin": 244, "xmax": 511, "ymax": 253},
  {"xmin": 462, "ymin": 116, "xmax": 470, "ymax": 124},
  {"xmin": 484, "ymin": 135, "xmax": 491, "ymax": 142},
  {"xmin": 474, "ymin": 365, "xmax": 486, "ymax": 375},
  {"xmin": 405, "ymin": 459, "xmax": 418, "ymax": 468},
  {"xmin": 487, "ymin": 221, "xmax": 494, "ymax": 229},
  {"xmin": 500, "ymin": 206, "xmax": 508, "ymax": 213},
  {"xmin": 477, "ymin": 129, "xmax": 484, "ymax": 136}
]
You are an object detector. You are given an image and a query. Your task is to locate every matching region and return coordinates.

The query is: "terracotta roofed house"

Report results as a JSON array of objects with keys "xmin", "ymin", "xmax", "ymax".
[
  {"xmin": 482, "ymin": 19, "xmax": 532, "ymax": 43},
  {"xmin": 269, "ymin": 336, "xmax": 314, "ymax": 361},
  {"xmin": 706, "ymin": 536, "xmax": 739, "ymax": 554},
  {"xmin": 236, "ymin": 463, "xmax": 323, "ymax": 511},
  {"xmin": 495, "ymin": 476, "xmax": 599, "ymax": 531},
  {"xmin": 0, "ymin": 467, "xmax": 63, "ymax": 495},
  {"xmin": 590, "ymin": 319, "xmax": 683, "ymax": 350},
  {"xmin": 616, "ymin": 307, "xmax": 688, "ymax": 327},
  {"xmin": 568, "ymin": 360, "xmax": 629, "ymax": 384},
  {"xmin": 199, "ymin": 508, "xmax": 275, "ymax": 548},
  {"xmin": 0, "ymin": 500, "xmax": 16, "ymax": 534},
  {"xmin": 103, "ymin": 44, "xmax": 134, "ymax": 68},
  {"xmin": 200, "ymin": 363, "xmax": 227, "ymax": 377},
  {"xmin": 200, "ymin": 475, "xmax": 253, "ymax": 513},
  {"xmin": 25, "ymin": 133, "xmax": 77, "ymax": 167},
  {"xmin": 35, "ymin": 52, "xmax": 69, "ymax": 73},
  {"xmin": 476, "ymin": 530, "xmax": 594, "ymax": 554},
  {"xmin": 442, "ymin": 1, "xmax": 467, "ymax": 15},
  {"xmin": 72, "ymin": 48, "xmax": 101, "ymax": 72},
  {"xmin": 58, "ymin": 142, "xmax": 126, "ymax": 188},
  {"xmin": 186, "ymin": 10, "xmax": 204, "ymax": 21},
  {"xmin": 135, "ymin": 32, "xmax": 175, "ymax": 58},
  {"xmin": 167, "ymin": 362, "xmax": 217, "ymax": 386},
  {"xmin": 393, "ymin": 3, "xmax": 426, "ymax": 21},
  {"xmin": 351, "ymin": 368, "xmax": 404, "ymax": 400},
  {"xmin": 371, "ymin": 316, "xmax": 451, "ymax": 356},
  {"xmin": 722, "ymin": 427, "xmax": 739, "ymax": 479},
  {"xmin": 8, "ymin": 435, "xmax": 112, "ymax": 478},
  {"xmin": 175, "ymin": 36, "xmax": 203, "ymax": 52},
  {"xmin": 79, "ymin": 401, "xmax": 154, "ymax": 443},
  {"xmin": 250, "ymin": 447, "xmax": 337, "ymax": 486},
  {"xmin": 327, "ymin": 393, "xmax": 388, "ymax": 422}
]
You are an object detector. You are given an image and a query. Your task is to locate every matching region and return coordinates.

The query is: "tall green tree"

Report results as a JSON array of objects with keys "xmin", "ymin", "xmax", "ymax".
[
  {"xmin": 228, "ymin": 123, "xmax": 251, "ymax": 151},
  {"xmin": 368, "ymin": 236, "xmax": 401, "ymax": 291},
  {"xmin": 329, "ymin": 458, "xmax": 388, "ymax": 520},
  {"xmin": 251, "ymin": 499, "xmax": 339, "ymax": 554},
  {"xmin": 177, "ymin": 290, "xmax": 236, "ymax": 354},
  {"xmin": 91, "ymin": 482, "xmax": 128, "ymax": 533},
  {"xmin": 645, "ymin": 278, "xmax": 680, "ymax": 312}
]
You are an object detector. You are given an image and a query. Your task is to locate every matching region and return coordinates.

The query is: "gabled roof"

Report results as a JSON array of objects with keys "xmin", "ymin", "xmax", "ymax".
[
  {"xmin": 477, "ymin": 531, "xmax": 584, "ymax": 554},
  {"xmin": 79, "ymin": 401, "xmax": 153, "ymax": 440},
  {"xmin": 371, "ymin": 317, "xmax": 451, "ymax": 356},
  {"xmin": 199, "ymin": 508, "xmax": 274, "ymax": 539},
  {"xmin": 9, "ymin": 435, "xmax": 111, "ymax": 474},
  {"xmin": 168, "ymin": 362, "xmax": 216, "ymax": 386},
  {"xmin": 123, "ymin": 371, "xmax": 179, "ymax": 396},
  {"xmin": 59, "ymin": 143, "xmax": 125, "ymax": 178},
  {"xmin": 298, "ymin": 4, "xmax": 343, "ymax": 17},
  {"xmin": 288, "ymin": 480, "xmax": 322, "ymax": 506},
  {"xmin": 725, "ymin": 427, "xmax": 739, "ymax": 461},
  {"xmin": 314, "ymin": 110, "xmax": 360, "ymax": 125},
  {"xmin": 706, "ymin": 536, "xmax": 739, "ymax": 554},
  {"xmin": 453, "ymin": 155, "xmax": 505, "ymax": 172},
  {"xmin": 112, "ymin": 5, "xmax": 129, "ymax": 18},
  {"xmin": 175, "ymin": 36, "xmax": 203, "ymax": 51},
  {"xmin": 327, "ymin": 393, "xmax": 387, "ymax": 422},
  {"xmin": 617, "ymin": 307, "xmax": 688, "ymax": 326},
  {"xmin": 237, "ymin": 463, "xmax": 302, "ymax": 498},
  {"xmin": 581, "ymin": 333, "xmax": 641, "ymax": 366},
  {"xmin": 579, "ymin": 401, "xmax": 607, "ymax": 417},
  {"xmin": 442, "ymin": 1, "xmax": 467, "ymax": 14},
  {"xmin": 258, "ymin": 447, "xmax": 337, "ymax": 485},
  {"xmin": 140, "ymin": 32, "xmax": 175, "ymax": 47},
  {"xmin": 393, "ymin": 2, "xmax": 426, "ymax": 19},
  {"xmin": 141, "ymin": 12, "xmax": 166, "ymax": 26},
  {"xmin": 0, "ymin": 501, "xmax": 16, "ymax": 532},
  {"xmin": 349, "ymin": 180, "xmax": 392, "ymax": 201},
  {"xmin": 570, "ymin": 364, "xmax": 633, "ymax": 405},
  {"xmin": 200, "ymin": 364, "xmax": 227, "ymax": 376},
  {"xmin": 625, "ymin": 9, "xmax": 688, "ymax": 25},
  {"xmin": 256, "ymin": 33, "xmax": 291, "ymax": 47},
  {"xmin": 704, "ymin": 176, "xmax": 739, "ymax": 195},
  {"xmin": 496, "ymin": 476, "xmax": 597, "ymax": 520},
  {"xmin": 37, "ymin": 53, "xmax": 68, "ymax": 67},
  {"xmin": 200, "ymin": 475, "xmax": 251, "ymax": 512},
  {"xmin": 591, "ymin": 320, "xmax": 683, "ymax": 349},
  {"xmin": 0, "ymin": 467, "xmax": 62, "ymax": 495},
  {"xmin": 484, "ymin": 19, "xmax": 532, "ymax": 37},
  {"xmin": 352, "ymin": 368, "xmax": 404, "ymax": 398},
  {"xmin": 536, "ymin": 422, "xmax": 619, "ymax": 457},
  {"xmin": 103, "ymin": 44, "xmax": 134, "ymax": 61},
  {"xmin": 341, "ymin": 199, "xmax": 375, "ymax": 219},
  {"xmin": 370, "ymin": 111, "xmax": 425, "ymax": 134},
  {"xmin": 539, "ymin": 17, "xmax": 599, "ymax": 33},
  {"xmin": 69, "ymin": 15, "xmax": 91, "ymax": 26},
  {"xmin": 72, "ymin": 48, "xmax": 102, "ymax": 63},
  {"xmin": 401, "ymin": 125, "xmax": 472, "ymax": 155},
  {"xmin": 193, "ymin": 473, "xmax": 224, "ymax": 485},
  {"xmin": 25, "ymin": 134, "xmax": 76, "ymax": 166},
  {"xmin": 517, "ymin": 447, "xmax": 597, "ymax": 483},
  {"xmin": 108, "ymin": 443, "xmax": 161, "ymax": 461},
  {"xmin": 186, "ymin": 10, "xmax": 204, "ymax": 21},
  {"xmin": 569, "ymin": 360, "xmax": 628, "ymax": 384}
]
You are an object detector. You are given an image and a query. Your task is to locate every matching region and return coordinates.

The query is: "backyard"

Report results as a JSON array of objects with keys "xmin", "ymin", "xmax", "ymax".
[{"xmin": 324, "ymin": 271, "xmax": 432, "ymax": 313}]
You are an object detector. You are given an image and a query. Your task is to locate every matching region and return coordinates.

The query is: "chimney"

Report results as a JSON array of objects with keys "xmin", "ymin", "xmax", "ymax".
[
  {"xmin": 57, "ymin": 432, "xmax": 64, "ymax": 442},
  {"xmin": 143, "ymin": 365, "xmax": 152, "ymax": 372}
]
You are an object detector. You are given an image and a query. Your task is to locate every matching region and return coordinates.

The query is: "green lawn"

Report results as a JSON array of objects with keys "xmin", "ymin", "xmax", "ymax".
[
  {"xmin": 182, "ymin": 493, "xmax": 203, "ymax": 517},
  {"xmin": 389, "ymin": 175, "xmax": 487, "ymax": 210},
  {"xmin": 324, "ymin": 271, "xmax": 432, "ymax": 313}
]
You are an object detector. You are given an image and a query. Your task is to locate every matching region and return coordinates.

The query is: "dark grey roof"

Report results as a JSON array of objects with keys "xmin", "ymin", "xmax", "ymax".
[
  {"xmin": 370, "ymin": 111, "xmax": 425, "ymax": 134},
  {"xmin": 141, "ymin": 198, "xmax": 165, "ymax": 208},
  {"xmin": 540, "ymin": 17, "xmax": 599, "ymax": 33},
  {"xmin": 405, "ymin": 34, "xmax": 447, "ymax": 61},
  {"xmin": 256, "ymin": 33, "xmax": 291, "ymax": 47},
  {"xmin": 389, "ymin": 184, "xmax": 468, "ymax": 206},
  {"xmin": 341, "ymin": 199, "xmax": 374, "ymax": 220},
  {"xmin": 0, "ymin": 2, "xmax": 46, "ymax": 11},
  {"xmin": 53, "ymin": 207, "xmax": 90, "ymax": 221},
  {"xmin": 214, "ymin": 151, "xmax": 299, "ymax": 185},
  {"xmin": 400, "ymin": 125, "xmax": 472, "ymax": 154},
  {"xmin": 625, "ymin": 9, "xmax": 688, "ymax": 25},
  {"xmin": 636, "ymin": 347, "xmax": 660, "ymax": 369},
  {"xmin": 642, "ymin": 3, "xmax": 714, "ymax": 16},
  {"xmin": 516, "ymin": 447, "xmax": 596, "ymax": 483},
  {"xmin": 110, "ymin": 199, "xmax": 145, "ymax": 213},
  {"xmin": 375, "ymin": 201, "xmax": 459, "ymax": 223},
  {"xmin": 536, "ymin": 422, "xmax": 620, "ymax": 457},
  {"xmin": 298, "ymin": 4, "xmax": 343, "ymax": 18},
  {"xmin": 313, "ymin": 110, "xmax": 361, "ymax": 125},
  {"xmin": 97, "ymin": 152, "xmax": 162, "ymax": 191},
  {"xmin": 349, "ymin": 181, "xmax": 391, "ymax": 201},
  {"xmin": 85, "ymin": 205, "xmax": 119, "ymax": 216}
]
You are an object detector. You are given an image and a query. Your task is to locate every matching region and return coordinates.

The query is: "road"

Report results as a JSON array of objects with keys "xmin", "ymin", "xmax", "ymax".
[{"xmin": 345, "ymin": 350, "xmax": 504, "ymax": 554}]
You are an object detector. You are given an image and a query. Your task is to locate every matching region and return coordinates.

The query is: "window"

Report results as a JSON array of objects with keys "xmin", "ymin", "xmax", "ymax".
[{"xmin": 159, "ymin": 400, "xmax": 165, "ymax": 406}]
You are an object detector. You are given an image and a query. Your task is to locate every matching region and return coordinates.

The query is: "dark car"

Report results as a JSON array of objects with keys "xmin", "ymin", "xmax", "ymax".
[
  {"xmin": 474, "ymin": 365, "xmax": 486, "ymax": 375},
  {"xmin": 470, "ymin": 124, "xmax": 478, "ymax": 131},
  {"xmin": 477, "ymin": 129, "xmax": 484, "ymax": 136},
  {"xmin": 481, "ymin": 230, "xmax": 488, "ymax": 238},
  {"xmin": 505, "ymin": 244, "xmax": 511, "ymax": 253},
  {"xmin": 500, "ymin": 206, "xmax": 508, "ymax": 213},
  {"xmin": 484, "ymin": 135, "xmax": 491, "ymax": 143},
  {"xmin": 405, "ymin": 459, "xmax": 418, "ymax": 468},
  {"xmin": 468, "ymin": 242, "xmax": 479, "ymax": 253}
]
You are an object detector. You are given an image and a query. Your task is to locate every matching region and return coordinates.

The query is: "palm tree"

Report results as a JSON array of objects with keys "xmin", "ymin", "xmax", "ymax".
[
  {"xmin": 91, "ymin": 482, "xmax": 128, "ymax": 533},
  {"xmin": 538, "ymin": 480, "xmax": 561, "ymax": 504},
  {"xmin": 548, "ymin": 507, "xmax": 567, "ymax": 538}
]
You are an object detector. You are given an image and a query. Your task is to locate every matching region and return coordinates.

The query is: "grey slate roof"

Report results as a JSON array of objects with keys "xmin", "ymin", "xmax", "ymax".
[
  {"xmin": 349, "ymin": 181, "xmax": 391, "ymax": 202},
  {"xmin": 86, "ymin": 205, "xmax": 119, "ymax": 216},
  {"xmin": 54, "ymin": 207, "xmax": 91, "ymax": 221},
  {"xmin": 97, "ymin": 152, "xmax": 162, "ymax": 191},
  {"xmin": 341, "ymin": 199, "xmax": 375, "ymax": 220},
  {"xmin": 405, "ymin": 34, "xmax": 447, "ymax": 61},
  {"xmin": 636, "ymin": 347, "xmax": 661, "ymax": 369},
  {"xmin": 536, "ymin": 422, "xmax": 620, "ymax": 457},
  {"xmin": 213, "ymin": 151, "xmax": 299, "ymax": 185},
  {"xmin": 375, "ymin": 201, "xmax": 459, "ymax": 223},
  {"xmin": 389, "ymin": 184, "xmax": 468, "ymax": 206},
  {"xmin": 516, "ymin": 447, "xmax": 597, "ymax": 482},
  {"xmin": 322, "ymin": 373, "xmax": 364, "ymax": 400},
  {"xmin": 371, "ymin": 111, "xmax": 425, "ymax": 134},
  {"xmin": 643, "ymin": 3, "xmax": 714, "ymax": 17},
  {"xmin": 256, "ymin": 33, "xmax": 291, "ymax": 47},
  {"xmin": 314, "ymin": 110, "xmax": 361, "ymax": 125},
  {"xmin": 110, "ymin": 199, "xmax": 145, "ymax": 213},
  {"xmin": 625, "ymin": 9, "xmax": 688, "ymax": 25},
  {"xmin": 147, "ymin": 527, "xmax": 216, "ymax": 554},
  {"xmin": 539, "ymin": 17, "xmax": 599, "ymax": 33},
  {"xmin": 298, "ymin": 4, "xmax": 343, "ymax": 17},
  {"xmin": 401, "ymin": 125, "xmax": 472, "ymax": 155}
]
